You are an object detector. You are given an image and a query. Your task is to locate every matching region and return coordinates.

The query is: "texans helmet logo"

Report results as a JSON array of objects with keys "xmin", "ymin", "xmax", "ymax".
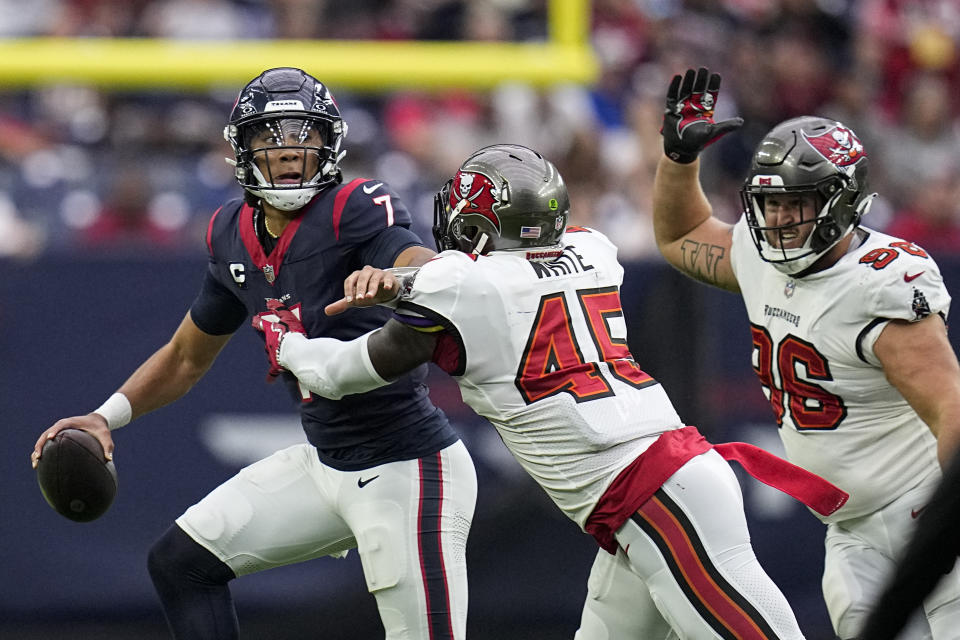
[
  {"xmin": 801, "ymin": 125, "xmax": 865, "ymax": 168},
  {"xmin": 450, "ymin": 170, "xmax": 502, "ymax": 234}
]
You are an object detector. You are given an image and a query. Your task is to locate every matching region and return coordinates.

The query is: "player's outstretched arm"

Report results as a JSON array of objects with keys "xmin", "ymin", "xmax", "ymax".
[
  {"xmin": 32, "ymin": 312, "xmax": 232, "ymax": 466},
  {"xmin": 262, "ymin": 318, "xmax": 434, "ymax": 400},
  {"xmin": 653, "ymin": 67, "xmax": 741, "ymax": 293},
  {"xmin": 367, "ymin": 319, "xmax": 436, "ymax": 380}
]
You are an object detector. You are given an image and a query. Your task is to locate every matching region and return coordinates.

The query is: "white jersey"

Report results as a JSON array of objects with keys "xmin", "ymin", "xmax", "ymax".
[
  {"xmin": 395, "ymin": 228, "xmax": 684, "ymax": 528},
  {"xmin": 730, "ymin": 218, "xmax": 951, "ymax": 522}
]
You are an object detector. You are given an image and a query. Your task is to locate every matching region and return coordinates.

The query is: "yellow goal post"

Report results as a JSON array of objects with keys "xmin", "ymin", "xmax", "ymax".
[{"xmin": 0, "ymin": 0, "xmax": 597, "ymax": 91}]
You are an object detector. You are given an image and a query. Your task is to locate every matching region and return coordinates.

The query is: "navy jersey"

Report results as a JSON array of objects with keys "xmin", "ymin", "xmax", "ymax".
[{"xmin": 191, "ymin": 178, "xmax": 459, "ymax": 470}]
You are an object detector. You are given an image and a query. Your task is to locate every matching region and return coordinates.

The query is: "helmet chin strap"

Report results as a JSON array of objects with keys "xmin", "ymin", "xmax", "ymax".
[
  {"xmin": 321, "ymin": 149, "xmax": 347, "ymax": 179},
  {"xmin": 472, "ymin": 233, "xmax": 489, "ymax": 255},
  {"xmin": 856, "ymin": 192, "xmax": 878, "ymax": 220}
]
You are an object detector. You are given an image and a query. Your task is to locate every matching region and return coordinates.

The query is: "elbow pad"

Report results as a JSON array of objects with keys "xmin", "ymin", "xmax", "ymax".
[{"xmin": 278, "ymin": 332, "xmax": 388, "ymax": 400}]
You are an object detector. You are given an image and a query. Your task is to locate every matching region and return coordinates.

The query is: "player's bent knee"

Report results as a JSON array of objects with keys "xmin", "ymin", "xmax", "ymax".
[{"xmin": 148, "ymin": 524, "xmax": 235, "ymax": 589}]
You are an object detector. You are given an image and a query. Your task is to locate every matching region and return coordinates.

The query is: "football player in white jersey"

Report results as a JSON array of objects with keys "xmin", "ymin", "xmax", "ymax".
[
  {"xmin": 651, "ymin": 67, "xmax": 960, "ymax": 639},
  {"xmin": 252, "ymin": 144, "xmax": 855, "ymax": 639}
]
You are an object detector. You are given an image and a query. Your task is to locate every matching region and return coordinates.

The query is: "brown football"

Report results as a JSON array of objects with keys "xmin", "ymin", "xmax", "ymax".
[{"xmin": 36, "ymin": 429, "xmax": 117, "ymax": 522}]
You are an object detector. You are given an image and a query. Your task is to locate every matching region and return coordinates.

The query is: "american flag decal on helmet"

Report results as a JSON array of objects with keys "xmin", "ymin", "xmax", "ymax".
[{"xmin": 520, "ymin": 226, "xmax": 541, "ymax": 239}]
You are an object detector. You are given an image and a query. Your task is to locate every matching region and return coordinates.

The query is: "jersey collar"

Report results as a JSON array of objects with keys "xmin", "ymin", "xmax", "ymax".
[{"xmin": 239, "ymin": 203, "xmax": 305, "ymax": 285}]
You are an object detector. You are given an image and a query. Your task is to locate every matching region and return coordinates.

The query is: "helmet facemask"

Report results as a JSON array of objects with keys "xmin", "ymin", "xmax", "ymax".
[
  {"xmin": 226, "ymin": 115, "xmax": 345, "ymax": 211},
  {"xmin": 743, "ymin": 175, "xmax": 862, "ymax": 274}
]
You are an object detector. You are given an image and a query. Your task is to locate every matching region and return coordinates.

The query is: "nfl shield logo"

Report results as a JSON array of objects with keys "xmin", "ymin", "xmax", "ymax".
[
  {"xmin": 784, "ymin": 280, "xmax": 795, "ymax": 298},
  {"xmin": 263, "ymin": 264, "xmax": 275, "ymax": 284}
]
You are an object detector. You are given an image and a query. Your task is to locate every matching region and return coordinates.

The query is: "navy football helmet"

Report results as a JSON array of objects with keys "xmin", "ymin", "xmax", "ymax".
[
  {"xmin": 433, "ymin": 144, "xmax": 569, "ymax": 256},
  {"xmin": 741, "ymin": 116, "xmax": 876, "ymax": 275},
  {"xmin": 224, "ymin": 67, "xmax": 347, "ymax": 211}
]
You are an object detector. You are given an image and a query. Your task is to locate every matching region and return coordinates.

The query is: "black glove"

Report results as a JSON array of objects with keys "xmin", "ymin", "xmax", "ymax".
[{"xmin": 661, "ymin": 67, "xmax": 743, "ymax": 164}]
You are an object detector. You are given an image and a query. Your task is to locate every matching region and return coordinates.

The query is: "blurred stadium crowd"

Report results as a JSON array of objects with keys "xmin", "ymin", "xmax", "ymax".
[{"xmin": 0, "ymin": 0, "xmax": 958, "ymax": 261}]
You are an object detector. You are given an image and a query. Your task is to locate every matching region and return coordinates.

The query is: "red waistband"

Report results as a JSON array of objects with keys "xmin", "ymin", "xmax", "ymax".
[{"xmin": 584, "ymin": 426, "xmax": 849, "ymax": 554}]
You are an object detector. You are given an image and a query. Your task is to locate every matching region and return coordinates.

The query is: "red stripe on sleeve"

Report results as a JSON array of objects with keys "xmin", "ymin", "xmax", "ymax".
[
  {"xmin": 332, "ymin": 178, "xmax": 367, "ymax": 241},
  {"xmin": 205, "ymin": 206, "xmax": 223, "ymax": 256}
]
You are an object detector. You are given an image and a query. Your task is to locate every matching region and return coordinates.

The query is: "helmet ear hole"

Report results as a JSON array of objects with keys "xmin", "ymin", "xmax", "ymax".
[{"xmin": 816, "ymin": 222, "xmax": 840, "ymax": 244}]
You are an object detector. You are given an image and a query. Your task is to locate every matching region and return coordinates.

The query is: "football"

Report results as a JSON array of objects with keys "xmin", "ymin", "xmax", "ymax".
[{"xmin": 36, "ymin": 429, "xmax": 118, "ymax": 522}]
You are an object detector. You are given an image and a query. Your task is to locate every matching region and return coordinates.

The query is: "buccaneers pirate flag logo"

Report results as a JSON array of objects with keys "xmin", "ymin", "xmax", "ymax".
[
  {"xmin": 801, "ymin": 125, "xmax": 865, "ymax": 168},
  {"xmin": 450, "ymin": 170, "xmax": 503, "ymax": 234}
]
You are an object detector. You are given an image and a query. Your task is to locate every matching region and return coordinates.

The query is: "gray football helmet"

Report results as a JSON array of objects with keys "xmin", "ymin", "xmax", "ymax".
[
  {"xmin": 433, "ymin": 144, "xmax": 570, "ymax": 256},
  {"xmin": 224, "ymin": 67, "xmax": 347, "ymax": 211},
  {"xmin": 741, "ymin": 116, "xmax": 876, "ymax": 275}
]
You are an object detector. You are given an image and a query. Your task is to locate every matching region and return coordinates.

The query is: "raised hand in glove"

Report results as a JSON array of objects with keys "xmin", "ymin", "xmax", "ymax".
[
  {"xmin": 661, "ymin": 67, "xmax": 743, "ymax": 164},
  {"xmin": 251, "ymin": 299, "xmax": 306, "ymax": 377}
]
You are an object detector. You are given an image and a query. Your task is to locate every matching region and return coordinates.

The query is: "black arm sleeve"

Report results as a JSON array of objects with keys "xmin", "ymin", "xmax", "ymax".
[
  {"xmin": 188, "ymin": 269, "xmax": 248, "ymax": 336},
  {"xmin": 859, "ymin": 450, "xmax": 960, "ymax": 639}
]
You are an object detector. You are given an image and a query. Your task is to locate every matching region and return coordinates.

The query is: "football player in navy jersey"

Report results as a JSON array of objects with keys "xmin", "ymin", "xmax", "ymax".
[{"xmin": 31, "ymin": 67, "xmax": 477, "ymax": 640}]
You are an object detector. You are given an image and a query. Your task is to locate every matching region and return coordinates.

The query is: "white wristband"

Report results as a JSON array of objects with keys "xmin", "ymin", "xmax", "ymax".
[{"xmin": 93, "ymin": 392, "xmax": 133, "ymax": 431}]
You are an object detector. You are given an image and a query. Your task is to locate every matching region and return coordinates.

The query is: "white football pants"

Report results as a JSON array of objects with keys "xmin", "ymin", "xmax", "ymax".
[
  {"xmin": 176, "ymin": 440, "xmax": 477, "ymax": 640},
  {"xmin": 823, "ymin": 477, "xmax": 960, "ymax": 639},
  {"xmin": 576, "ymin": 449, "xmax": 804, "ymax": 639}
]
